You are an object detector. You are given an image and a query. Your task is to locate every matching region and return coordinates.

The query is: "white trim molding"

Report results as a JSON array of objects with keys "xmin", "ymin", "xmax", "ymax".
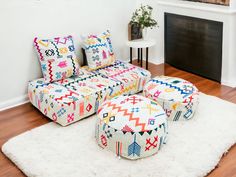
[
  {"xmin": 157, "ymin": 0, "xmax": 236, "ymax": 14},
  {"xmin": 0, "ymin": 94, "xmax": 29, "ymax": 112}
]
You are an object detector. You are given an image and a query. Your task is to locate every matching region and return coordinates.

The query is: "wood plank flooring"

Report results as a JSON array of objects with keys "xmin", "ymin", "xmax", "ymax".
[{"xmin": 0, "ymin": 61, "xmax": 236, "ymax": 177}]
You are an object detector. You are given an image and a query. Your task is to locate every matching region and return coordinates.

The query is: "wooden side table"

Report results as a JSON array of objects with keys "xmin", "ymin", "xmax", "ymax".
[{"xmin": 126, "ymin": 39, "xmax": 156, "ymax": 70}]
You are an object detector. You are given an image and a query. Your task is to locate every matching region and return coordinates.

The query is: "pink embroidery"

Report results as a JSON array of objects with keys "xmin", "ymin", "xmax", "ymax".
[
  {"xmin": 58, "ymin": 61, "xmax": 67, "ymax": 68},
  {"xmin": 102, "ymin": 50, "xmax": 107, "ymax": 59},
  {"xmin": 52, "ymin": 113, "xmax": 57, "ymax": 121},
  {"xmin": 34, "ymin": 37, "xmax": 44, "ymax": 61},
  {"xmin": 37, "ymin": 97, "xmax": 41, "ymax": 110},
  {"xmin": 154, "ymin": 90, "xmax": 161, "ymax": 98},
  {"xmin": 131, "ymin": 73, "xmax": 139, "ymax": 79},
  {"xmin": 86, "ymin": 104, "xmax": 92, "ymax": 112},
  {"xmin": 67, "ymin": 113, "xmax": 74, "ymax": 123},
  {"xmin": 44, "ymin": 108, "xmax": 47, "ymax": 116},
  {"xmin": 54, "ymin": 37, "xmax": 68, "ymax": 44}
]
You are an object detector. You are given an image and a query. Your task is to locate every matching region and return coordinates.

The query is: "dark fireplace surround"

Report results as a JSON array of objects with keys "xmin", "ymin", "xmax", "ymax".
[{"xmin": 164, "ymin": 13, "xmax": 223, "ymax": 82}]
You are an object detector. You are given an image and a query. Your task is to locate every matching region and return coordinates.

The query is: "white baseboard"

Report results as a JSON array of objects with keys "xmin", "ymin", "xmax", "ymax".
[
  {"xmin": 0, "ymin": 94, "xmax": 29, "ymax": 112},
  {"xmin": 123, "ymin": 58, "xmax": 163, "ymax": 65},
  {"xmin": 221, "ymin": 81, "xmax": 236, "ymax": 88},
  {"xmin": 148, "ymin": 59, "xmax": 164, "ymax": 65}
]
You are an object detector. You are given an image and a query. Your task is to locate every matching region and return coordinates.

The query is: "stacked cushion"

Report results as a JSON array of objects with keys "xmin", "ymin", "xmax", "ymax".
[
  {"xmin": 82, "ymin": 30, "xmax": 115, "ymax": 70},
  {"xmin": 28, "ymin": 68, "xmax": 123, "ymax": 126},
  {"xmin": 34, "ymin": 35, "xmax": 80, "ymax": 83},
  {"xmin": 95, "ymin": 95, "xmax": 168, "ymax": 160},
  {"xmin": 28, "ymin": 61, "xmax": 151, "ymax": 126},
  {"xmin": 143, "ymin": 76, "xmax": 199, "ymax": 121},
  {"xmin": 94, "ymin": 60, "xmax": 151, "ymax": 95}
]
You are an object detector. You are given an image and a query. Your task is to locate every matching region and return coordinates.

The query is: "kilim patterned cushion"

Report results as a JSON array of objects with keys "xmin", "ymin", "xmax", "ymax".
[
  {"xmin": 82, "ymin": 30, "xmax": 115, "ymax": 70},
  {"xmin": 95, "ymin": 60, "xmax": 151, "ymax": 95},
  {"xmin": 28, "ymin": 68, "xmax": 123, "ymax": 126},
  {"xmin": 34, "ymin": 35, "xmax": 80, "ymax": 83},
  {"xmin": 143, "ymin": 76, "xmax": 199, "ymax": 121},
  {"xmin": 95, "ymin": 95, "xmax": 168, "ymax": 160}
]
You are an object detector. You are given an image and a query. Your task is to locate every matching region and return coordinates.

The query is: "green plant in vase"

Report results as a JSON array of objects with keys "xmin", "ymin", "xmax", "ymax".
[{"xmin": 130, "ymin": 4, "xmax": 158, "ymax": 40}]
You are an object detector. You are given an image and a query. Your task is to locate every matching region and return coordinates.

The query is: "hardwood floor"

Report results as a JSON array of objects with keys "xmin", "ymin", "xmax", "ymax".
[{"xmin": 0, "ymin": 61, "xmax": 236, "ymax": 177}]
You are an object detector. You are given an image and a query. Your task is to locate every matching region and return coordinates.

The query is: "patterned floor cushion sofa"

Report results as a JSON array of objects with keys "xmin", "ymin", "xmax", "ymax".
[{"xmin": 28, "ymin": 60, "xmax": 151, "ymax": 126}]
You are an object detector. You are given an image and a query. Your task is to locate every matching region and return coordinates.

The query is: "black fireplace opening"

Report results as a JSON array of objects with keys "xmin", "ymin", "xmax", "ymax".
[{"xmin": 164, "ymin": 13, "xmax": 223, "ymax": 82}]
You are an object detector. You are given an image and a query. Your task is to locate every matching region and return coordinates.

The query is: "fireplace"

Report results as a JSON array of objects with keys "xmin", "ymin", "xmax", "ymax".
[{"xmin": 164, "ymin": 13, "xmax": 223, "ymax": 82}]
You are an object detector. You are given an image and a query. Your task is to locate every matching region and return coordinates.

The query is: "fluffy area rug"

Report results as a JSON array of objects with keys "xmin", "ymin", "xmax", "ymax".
[{"xmin": 2, "ymin": 93, "xmax": 236, "ymax": 177}]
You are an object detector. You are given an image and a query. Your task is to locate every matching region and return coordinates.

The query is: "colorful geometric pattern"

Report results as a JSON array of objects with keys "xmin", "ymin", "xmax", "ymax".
[
  {"xmin": 143, "ymin": 76, "xmax": 199, "ymax": 121},
  {"xmin": 34, "ymin": 35, "xmax": 80, "ymax": 83},
  {"xmin": 28, "ymin": 68, "xmax": 122, "ymax": 126},
  {"xmin": 96, "ymin": 95, "xmax": 168, "ymax": 160},
  {"xmin": 94, "ymin": 60, "xmax": 151, "ymax": 95},
  {"xmin": 28, "ymin": 61, "xmax": 151, "ymax": 126},
  {"xmin": 82, "ymin": 30, "xmax": 115, "ymax": 70}
]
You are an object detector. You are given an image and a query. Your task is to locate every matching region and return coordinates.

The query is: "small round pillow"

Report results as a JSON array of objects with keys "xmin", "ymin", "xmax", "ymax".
[
  {"xmin": 144, "ymin": 76, "xmax": 199, "ymax": 121},
  {"xmin": 95, "ymin": 95, "xmax": 168, "ymax": 160}
]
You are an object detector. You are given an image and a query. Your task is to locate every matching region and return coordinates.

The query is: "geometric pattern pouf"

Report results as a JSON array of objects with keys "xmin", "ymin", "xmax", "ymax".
[
  {"xmin": 143, "ymin": 76, "xmax": 199, "ymax": 121},
  {"xmin": 95, "ymin": 95, "xmax": 168, "ymax": 160}
]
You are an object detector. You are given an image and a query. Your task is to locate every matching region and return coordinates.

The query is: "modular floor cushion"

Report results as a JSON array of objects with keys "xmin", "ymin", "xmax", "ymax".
[
  {"xmin": 95, "ymin": 95, "xmax": 168, "ymax": 160},
  {"xmin": 28, "ymin": 60, "xmax": 151, "ymax": 126},
  {"xmin": 144, "ymin": 76, "xmax": 199, "ymax": 121},
  {"xmin": 95, "ymin": 60, "xmax": 151, "ymax": 95}
]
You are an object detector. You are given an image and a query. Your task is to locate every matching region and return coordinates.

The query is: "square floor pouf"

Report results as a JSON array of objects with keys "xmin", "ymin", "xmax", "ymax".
[
  {"xmin": 143, "ymin": 76, "xmax": 199, "ymax": 121},
  {"xmin": 95, "ymin": 95, "xmax": 168, "ymax": 160}
]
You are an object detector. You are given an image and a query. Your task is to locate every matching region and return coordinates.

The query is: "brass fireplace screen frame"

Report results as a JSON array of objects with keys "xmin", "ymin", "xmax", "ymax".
[{"xmin": 185, "ymin": 0, "xmax": 229, "ymax": 6}]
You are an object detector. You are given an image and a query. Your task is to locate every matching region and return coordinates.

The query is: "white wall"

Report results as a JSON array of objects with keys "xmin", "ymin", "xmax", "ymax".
[
  {"xmin": 230, "ymin": 0, "xmax": 236, "ymax": 9},
  {"xmin": 0, "ymin": 0, "xmax": 136, "ymax": 110}
]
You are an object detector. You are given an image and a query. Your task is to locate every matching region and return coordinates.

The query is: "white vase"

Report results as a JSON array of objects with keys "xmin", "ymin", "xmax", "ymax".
[{"xmin": 142, "ymin": 28, "xmax": 148, "ymax": 40}]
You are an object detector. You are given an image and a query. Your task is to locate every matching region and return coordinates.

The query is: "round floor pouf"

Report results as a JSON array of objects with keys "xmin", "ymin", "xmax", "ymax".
[
  {"xmin": 95, "ymin": 95, "xmax": 168, "ymax": 160},
  {"xmin": 143, "ymin": 76, "xmax": 199, "ymax": 121}
]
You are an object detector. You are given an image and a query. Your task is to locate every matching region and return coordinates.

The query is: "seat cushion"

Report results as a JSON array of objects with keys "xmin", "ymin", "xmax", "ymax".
[
  {"xmin": 95, "ymin": 95, "xmax": 168, "ymax": 160},
  {"xmin": 28, "ymin": 61, "xmax": 151, "ymax": 126},
  {"xmin": 95, "ymin": 60, "xmax": 151, "ymax": 96},
  {"xmin": 28, "ymin": 68, "xmax": 123, "ymax": 126}
]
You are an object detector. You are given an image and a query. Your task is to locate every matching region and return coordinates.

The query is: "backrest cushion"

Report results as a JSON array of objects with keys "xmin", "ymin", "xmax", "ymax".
[
  {"xmin": 34, "ymin": 35, "xmax": 80, "ymax": 83},
  {"xmin": 82, "ymin": 30, "xmax": 115, "ymax": 70}
]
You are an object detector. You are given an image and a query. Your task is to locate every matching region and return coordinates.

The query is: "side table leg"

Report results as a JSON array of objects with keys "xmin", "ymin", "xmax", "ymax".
[
  {"xmin": 138, "ymin": 48, "xmax": 140, "ymax": 63},
  {"xmin": 146, "ymin": 47, "xmax": 148, "ymax": 70},
  {"xmin": 130, "ymin": 47, "xmax": 132, "ymax": 64},
  {"xmin": 141, "ymin": 48, "xmax": 143, "ymax": 67}
]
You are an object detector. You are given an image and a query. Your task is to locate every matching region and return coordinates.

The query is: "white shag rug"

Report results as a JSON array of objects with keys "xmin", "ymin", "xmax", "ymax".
[{"xmin": 2, "ymin": 93, "xmax": 236, "ymax": 177}]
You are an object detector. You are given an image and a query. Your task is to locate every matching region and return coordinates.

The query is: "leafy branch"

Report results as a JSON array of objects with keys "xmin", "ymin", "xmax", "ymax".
[{"xmin": 130, "ymin": 4, "xmax": 158, "ymax": 29}]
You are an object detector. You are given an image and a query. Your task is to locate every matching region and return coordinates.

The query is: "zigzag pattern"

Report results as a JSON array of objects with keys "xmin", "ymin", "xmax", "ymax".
[
  {"xmin": 35, "ymin": 83, "xmax": 50, "ymax": 89},
  {"xmin": 54, "ymin": 90, "xmax": 79, "ymax": 103},
  {"xmin": 103, "ymin": 102, "xmax": 146, "ymax": 132},
  {"xmin": 110, "ymin": 83, "xmax": 137, "ymax": 98},
  {"xmin": 69, "ymin": 56, "xmax": 76, "ymax": 76},
  {"xmin": 85, "ymin": 43, "xmax": 107, "ymax": 50},
  {"xmin": 151, "ymin": 79, "xmax": 189, "ymax": 95},
  {"xmin": 109, "ymin": 66, "xmax": 136, "ymax": 78},
  {"xmin": 50, "ymin": 41, "xmax": 61, "ymax": 58},
  {"xmin": 34, "ymin": 38, "xmax": 44, "ymax": 61},
  {"xmin": 95, "ymin": 60, "xmax": 123, "ymax": 71},
  {"xmin": 48, "ymin": 61, "xmax": 53, "ymax": 82},
  {"xmin": 62, "ymin": 73, "xmax": 103, "ymax": 87}
]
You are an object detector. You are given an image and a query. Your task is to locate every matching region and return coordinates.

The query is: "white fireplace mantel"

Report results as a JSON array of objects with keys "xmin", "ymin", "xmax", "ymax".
[
  {"xmin": 146, "ymin": 0, "xmax": 236, "ymax": 87},
  {"xmin": 157, "ymin": 0, "xmax": 236, "ymax": 14}
]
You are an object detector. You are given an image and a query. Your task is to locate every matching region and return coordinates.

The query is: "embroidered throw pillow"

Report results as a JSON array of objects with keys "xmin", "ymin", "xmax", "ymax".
[
  {"xmin": 83, "ymin": 30, "xmax": 115, "ymax": 70},
  {"xmin": 34, "ymin": 35, "xmax": 80, "ymax": 83}
]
